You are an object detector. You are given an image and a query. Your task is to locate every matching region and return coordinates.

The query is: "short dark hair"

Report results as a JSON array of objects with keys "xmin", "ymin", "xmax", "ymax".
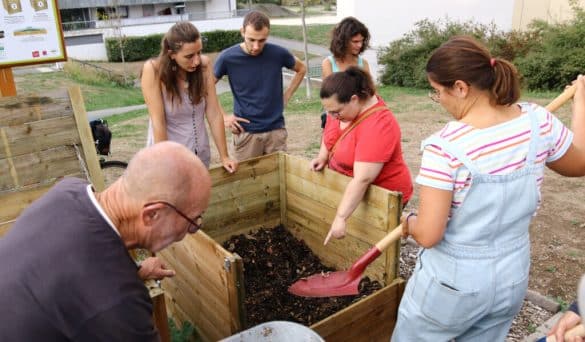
[
  {"xmin": 243, "ymin": 11, "xmax": 270, "ymax": 31},
  {"xmin": 320, "ymin": 66, "xmax": 375, "ymax": 103},
  {"xmin": 330, "ymin": 17, "xmax": 370, "ymax": 59},
  {"xmin": 426, "ymin": 36, "xmax": 520, "ymax": 106}
]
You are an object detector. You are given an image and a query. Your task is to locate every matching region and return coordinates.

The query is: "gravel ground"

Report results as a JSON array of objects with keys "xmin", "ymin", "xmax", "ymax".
[{"xmin": 398, "ymin": 239, "xmax": 554, "ymax": 341}]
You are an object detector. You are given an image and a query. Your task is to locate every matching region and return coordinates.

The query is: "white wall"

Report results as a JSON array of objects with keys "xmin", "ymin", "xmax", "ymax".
[
  {"xmin": 338, "ymin": 0, "xmax": 515, "ymax": 48},
  {"xmin": 205, "ymin": 0, "xmax": 236, "ymax": 14},
  {"xmin": 66, "ymin": 43, "xmax": 109, "ymax": 61},
  {"xmin": 512, "ymin": 0, "xmax": 585, "ymax": 30}
]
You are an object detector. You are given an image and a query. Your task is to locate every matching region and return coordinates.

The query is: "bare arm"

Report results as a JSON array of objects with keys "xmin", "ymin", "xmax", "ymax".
[
  {"xmin": 141, "ymin": 60, "xmax": 167, "ymax": 143},
  {"xmin": 324, "ymin": 161, "xmax": 383, "ymax": 245},
  {"xmin": 203, "ymin": 56, "xmax": 237, "ymax": 173},
  {"xmin": 321, "ymin": 58, "xmax": 333, "ymax": 80},
  {"xmin": 403, "ymin": 185, "xmax": 452, "ymax": 248},
  {"xmin": 547, "ymin": 75, "xmax": 585, "ymax": 176},
  {"xmin": 362, "ymin": 58, "xmax": 372, "ymax": 78},
  {"xmin": 283, "ymin": 57, "xmax": 306, "ymax": 107}
]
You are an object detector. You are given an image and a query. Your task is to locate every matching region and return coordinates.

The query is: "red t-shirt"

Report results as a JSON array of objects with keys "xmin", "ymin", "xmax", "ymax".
[{"xmin": 323, "ymin": 97, "xmax": 413, "ymax": 204}]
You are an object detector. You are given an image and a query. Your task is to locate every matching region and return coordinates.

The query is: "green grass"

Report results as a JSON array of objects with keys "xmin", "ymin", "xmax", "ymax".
[
  {"xmin": 271, "ymin": 24, "xmax": 334, "ymax": 47},
  {"xmin": 15, "ymin": 70, "xmax": 144, "ymax": 111}
]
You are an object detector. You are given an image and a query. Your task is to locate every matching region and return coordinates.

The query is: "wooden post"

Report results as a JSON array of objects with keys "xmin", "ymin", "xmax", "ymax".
[
  {"xmin": 0, "ymin": 68, "xmax": 17, "ymax": 97},
  {"xmin": 150, "ymin": 287, "xmax": 171, "ymax": 342}
]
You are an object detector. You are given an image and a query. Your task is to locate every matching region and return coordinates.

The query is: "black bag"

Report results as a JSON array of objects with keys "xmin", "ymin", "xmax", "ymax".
[{"xmin": 90, "ymin": 119, "xmax": 112, "ymax": 155}]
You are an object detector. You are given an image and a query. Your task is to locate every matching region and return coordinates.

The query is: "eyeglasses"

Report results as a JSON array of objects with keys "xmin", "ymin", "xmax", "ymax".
[
  {"xmin": 327, "ymin": 105, "xmax": 346, "ymax": 118},
  {"xmin": 428, "ymin": 89, "xmax": 441, "ymax": 103},
  {"xmin": 145, "ymin": 201, "xmax": 203, "ymax": 234}
]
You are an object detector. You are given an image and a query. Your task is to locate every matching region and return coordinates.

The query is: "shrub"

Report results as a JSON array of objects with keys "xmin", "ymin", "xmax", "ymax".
[
  {"xmin": 515, "ymin": 5, "xmax": 585, "ymax": 90},
  {"xmin": 377, "ymin": 18, "xmax": 534, "ymax": 89},
  {"xmin": 106, "ymin": 30, "xmax": 242, "ymax": 62}
]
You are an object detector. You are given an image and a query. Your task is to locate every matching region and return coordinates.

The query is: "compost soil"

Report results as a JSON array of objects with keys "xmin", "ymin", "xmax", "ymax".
[{"xmin": 222, "ymin": 225, "xmax": 382, "ymax": 327}]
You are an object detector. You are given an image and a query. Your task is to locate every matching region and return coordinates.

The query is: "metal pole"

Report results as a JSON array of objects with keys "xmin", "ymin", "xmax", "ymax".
[{"xmin": 300, "ymin": 0, "xmax": 311, "ymax": 99}]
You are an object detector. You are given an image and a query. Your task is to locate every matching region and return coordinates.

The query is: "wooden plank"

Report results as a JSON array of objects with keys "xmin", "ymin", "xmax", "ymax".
[
  {"xmin": 209, "ymin": 153, "xmax": 279, "ymax": 187},
  {"xmin": 0, "ymin": 146, "xmax": 82, "ymax": 191},
  {"xmin": 279, "ymin": 152, "xmax": 288, "ymax": 227},
  {"xmin": 286, "ymin": 172, "xmax": 389, "ymax": 230},
  {"xmin": 207, "ymin": 186, "xmax": 280, "ymax": 223},
  {"xmin": 0, "ymin": 116, "xmax": 80, "ymax": 159},
  {"xmin": 207, "ymin": 215, "xmax": 281, "ymax": 246},
  {"xmin": 159, "ymin": 230, "xmax": 238, "ymax": 341},
  {"xmin": 0, "ymin": 68, "xmax": 17, "ymax": 97},
  {"xmin": 284, "ymin": 154, "xmax": 399, "ymax": 211},
  {"xmin": 286, "ymin": 190, "xmax": 387, "ymax": 244},
  {"xmin": 311, "ymin": 279, "xmax": 405, "ymax": 342},
  {"xmin": 0, "ymin": 89, "xmax": 71, "ymax": 126},
  {"xmin": 224, "ymin": 255, "xmax": 246, "ymax": 334},
  {"xmin": 0, "ymin": 183, "xmax": 54, "ymax": 224},
  {"xmin": 68, "ymin": 86, "xmax": 105, "ymax": 191},
  {"xmin": 208, "ymin": 172, "xmax": 279, "ymax": 206}
]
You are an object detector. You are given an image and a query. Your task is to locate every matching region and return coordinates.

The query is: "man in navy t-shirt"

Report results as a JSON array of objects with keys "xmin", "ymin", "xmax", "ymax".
[{"xmin": 214, "ymin": 10, "xmax": 306, "ymax": 161}]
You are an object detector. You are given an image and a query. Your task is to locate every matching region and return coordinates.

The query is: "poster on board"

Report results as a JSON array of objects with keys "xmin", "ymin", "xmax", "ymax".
[{"xmin": 0, "ymin": 0, "xmax": 66, "ymax": 67}]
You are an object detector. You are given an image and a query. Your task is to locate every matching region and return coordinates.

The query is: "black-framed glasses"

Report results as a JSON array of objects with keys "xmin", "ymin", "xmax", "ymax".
[
  {"xmin": 145, "ymin": 201, "xmax": 203, "ymax": 233},
  {"xmin": 428, "ymin": 89, "xmax": 440, "ymax": 103}
]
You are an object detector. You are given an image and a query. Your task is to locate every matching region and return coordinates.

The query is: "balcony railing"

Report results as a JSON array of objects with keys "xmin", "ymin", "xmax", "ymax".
[{"xmin": 61, "ymin": 10, "xmax": 248, "ymax": 31}]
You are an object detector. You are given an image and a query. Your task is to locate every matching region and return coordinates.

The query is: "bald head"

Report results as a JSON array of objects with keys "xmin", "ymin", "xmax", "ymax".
[{"xmin": 122, "ymin": 141, "xmax": 211, "ymax": 211}]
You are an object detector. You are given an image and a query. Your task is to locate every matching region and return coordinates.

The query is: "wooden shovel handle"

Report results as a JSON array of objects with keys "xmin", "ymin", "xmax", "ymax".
[
  {"xmin": 546, "ymin": 323, "xmax": 585, "ymax": 342},
  {"xmin": 546, "ymin": 84, "xmax": 577, "ymax": 112},
  {"xmin": 374, "ymin": 224, "xmax": 403, "ymax": 252}
]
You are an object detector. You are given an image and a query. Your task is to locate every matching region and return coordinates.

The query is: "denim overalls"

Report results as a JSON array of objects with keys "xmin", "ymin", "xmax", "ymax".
[{"xmin": 392, "ymin": 110, "xmax": 541, "ymax": 341}]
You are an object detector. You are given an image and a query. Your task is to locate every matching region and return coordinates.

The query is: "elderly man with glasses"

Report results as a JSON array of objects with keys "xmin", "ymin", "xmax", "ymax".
[{"xmin": 0, "ymin": 141, "xmax": 211, "ymax": 341}]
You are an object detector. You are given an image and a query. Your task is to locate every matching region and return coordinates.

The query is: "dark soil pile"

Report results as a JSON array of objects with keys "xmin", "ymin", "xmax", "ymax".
[{"xmin": 222, "ymin": 225, "xmax": 382, "ymax": 327}]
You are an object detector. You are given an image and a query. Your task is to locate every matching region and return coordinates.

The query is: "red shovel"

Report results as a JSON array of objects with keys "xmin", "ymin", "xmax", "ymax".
[{"xmin": 288, "ymin": 224, "xmax": 402, "ymax": 297}]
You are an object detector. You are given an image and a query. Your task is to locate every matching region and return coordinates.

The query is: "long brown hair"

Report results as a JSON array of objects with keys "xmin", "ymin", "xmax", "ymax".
[
  {"xmin": 158, "ymin": 21, "xmax": 206, "ymax": 104},
  {"xmin": 426, "ymin": 36, "xmax": 520, "ymax": 106}
]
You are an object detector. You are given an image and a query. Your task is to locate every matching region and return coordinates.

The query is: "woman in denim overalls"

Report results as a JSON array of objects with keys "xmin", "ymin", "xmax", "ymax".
[{"xmin": 392, "ymin": 37, "xmax": 585, "ymax": 341}]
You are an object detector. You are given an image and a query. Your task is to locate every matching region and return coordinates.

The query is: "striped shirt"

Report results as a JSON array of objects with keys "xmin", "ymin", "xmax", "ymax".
[{"xmin": 416, "ymin": 102, "xmax": 573, "ymax": 210}]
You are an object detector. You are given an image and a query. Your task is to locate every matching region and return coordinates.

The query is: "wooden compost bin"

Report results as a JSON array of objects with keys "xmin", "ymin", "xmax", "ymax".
[
  {"xmin": 159, "ymin": 153, "xmax": 406, "ymax": 341},
  {"xmin": 0, "ymin": 88, "xmax": 170, "ymax": 341},
  {"xmin": 0, "ymin": 87, "xmax": 104, "ymax": 236}
]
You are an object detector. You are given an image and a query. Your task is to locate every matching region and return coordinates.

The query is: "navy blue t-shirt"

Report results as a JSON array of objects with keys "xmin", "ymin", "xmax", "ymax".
[{"xmin": 214, "ymin": 42, "xmax": 296, "ymax": 133}]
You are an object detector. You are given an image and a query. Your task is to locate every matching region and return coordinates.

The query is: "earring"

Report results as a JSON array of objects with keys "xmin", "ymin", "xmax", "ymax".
[{"xmin": 171, "ymin": 60, "xmax": 177, "ymax": 72}]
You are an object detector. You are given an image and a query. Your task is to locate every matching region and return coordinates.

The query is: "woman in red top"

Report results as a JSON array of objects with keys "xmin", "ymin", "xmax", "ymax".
[{"xmin": 311, "ymin": 67, "xmax": 413, "ymax": 244}]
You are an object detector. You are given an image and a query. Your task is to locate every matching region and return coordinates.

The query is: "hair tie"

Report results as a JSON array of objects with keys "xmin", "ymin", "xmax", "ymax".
[{"xmin": 490, "ymin": 58, "xmax": 496, "ymax": 67}]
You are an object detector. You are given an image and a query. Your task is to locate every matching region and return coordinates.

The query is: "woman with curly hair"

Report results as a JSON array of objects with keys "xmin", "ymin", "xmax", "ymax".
[
  {"xmin": 321, "ymin": 16, "xmax": 371, "ymax": 79},
  {"xmin": 320, "ymin": 17, "xmax": 372, "ymax": 128}
]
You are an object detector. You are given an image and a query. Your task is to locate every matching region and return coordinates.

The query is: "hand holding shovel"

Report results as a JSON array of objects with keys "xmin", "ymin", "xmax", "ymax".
[{"xmin": 288, "ymin": 224, "xmax": 402, "ymax": 297}]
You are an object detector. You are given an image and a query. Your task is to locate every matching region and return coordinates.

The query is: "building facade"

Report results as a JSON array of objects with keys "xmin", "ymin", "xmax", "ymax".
[{"xmin": 58, "ymin": 0, "xmax": 237, "ymax": 31}]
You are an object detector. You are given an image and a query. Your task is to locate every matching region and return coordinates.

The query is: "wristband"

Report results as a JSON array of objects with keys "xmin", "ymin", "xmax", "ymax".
[{"xmin": 406, "ymin": 212, "xmax": 417, "ymax": 235}]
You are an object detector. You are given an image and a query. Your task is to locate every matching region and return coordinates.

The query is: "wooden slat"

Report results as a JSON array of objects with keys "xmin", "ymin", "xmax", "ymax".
[
  {"xmin": 224, "ymin": 255, "xmax": 246, "ymax": 334},
  {"xmin": 0, "ymin": 89, "xmax": 72, "ymax": 126},
  {"xmin": 208, "ymin": 172, "xmax": 279, "ymax": 206},
  {"xmin": 159, "ymin": 230, "xmax": 238, "ymax": 342},
  {"xmin": 286, "ymin": 172, "xmax": 389, "ymax": 230},
  {"xmin": 311, "ymin": 279, "xmax": 405, "ymax": 342},
  {"xmin": 279, "ymin": 152, "xmax": 288, "ymax": 227},
  {"xmin": 0, "ymin": 145, "xmax": 82, "ymax": 191},
  {"xmin": 209, "ymin": 153, "xmax": 279, "ymax": 187},
  {"xmin": 285, "ymin": 154, "xmax": 398, "ymax": 211},
  {"xmin": 206, "ymin": 214, "xmax": 281, "ymax": 245},
  {"xmin": 0, "ymin": 116, "xmax": 80, "ymax": 159},
  {"xmin": 68, "ymin": 86, "xmax": 104, "ymax": 191},
  {"xmin": 0, "ymin": 183, "xmax": 55, "ymax": 224}
]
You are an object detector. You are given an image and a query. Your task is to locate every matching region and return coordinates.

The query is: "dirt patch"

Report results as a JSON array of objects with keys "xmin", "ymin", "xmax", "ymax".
[{"xmin": 222, "ymin": 225, "xmax": 382, "ymax": 327}]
